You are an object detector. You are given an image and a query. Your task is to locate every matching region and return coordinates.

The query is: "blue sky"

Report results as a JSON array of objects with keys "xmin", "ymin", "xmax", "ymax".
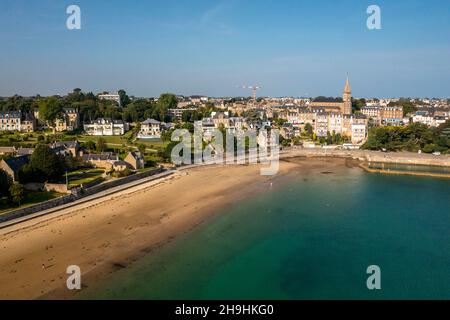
[{"xmin": 1, "ymin": 0, "xmax": 450, "ymax": 98}]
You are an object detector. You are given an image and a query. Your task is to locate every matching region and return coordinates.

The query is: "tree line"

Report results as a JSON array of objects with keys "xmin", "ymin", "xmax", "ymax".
[
  {"xmin": 362, "ymin": 121, "xmax": 450, "ymax": 153},
  {"xmin": 0, "ymin": 89, "xmax": 182, "ymax": 129}
]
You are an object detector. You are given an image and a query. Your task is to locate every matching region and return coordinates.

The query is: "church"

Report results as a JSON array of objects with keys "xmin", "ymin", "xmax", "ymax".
[{"xmin": 309, "ymin": 77, "xmax": 353, "ymax": 115}]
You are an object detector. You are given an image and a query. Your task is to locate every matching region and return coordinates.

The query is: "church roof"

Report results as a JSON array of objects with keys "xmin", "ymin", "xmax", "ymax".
[{"xmin": 344, "ymin": 77, "xmax": 351, "ymax": 93}]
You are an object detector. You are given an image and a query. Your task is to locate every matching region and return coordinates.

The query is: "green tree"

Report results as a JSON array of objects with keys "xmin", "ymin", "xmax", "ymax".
[
  {"xmin": 38, "ymin": 97, "xmax": 64, "ymax": 134},
  {"xmin": 362, "ymin": 123, "xmax": 448, "ymax": 153},
  {"xmin": 18, "ymin": 163, "xmax": 36, "ymax": 184},
  {"xmin": 85, "ymin": 140, "xmax": 96, "ymax": 152},
  {"xmin": 118, "ymin": 89, "xmax": 130, "ymax": 107},
  {"xmin": 138, "ymin": 143, "xmax": 146, "ymax": 156},
  {"xmin": 352, "ymin": 98, "xmax": 366, "ymax": 112},
  {"xmin": 29, "ymin": 144, "xmax": 64, "ymax": 182},
  {"xmin": 422, "ymin": 144, "xmax": 437, "ymax": 153},
  {"xmin": 96, "ymin": 138, "xmax": 107, "ymax": 152},
  {"xmin": 159, "ymin": 141, "xmax": 182, "ymax": 163},
  {"xmin": 9, "ymin": 183, "xmax": 24, "ymax": 206},
  {"xmin": 0, "ymin": 169, "xmax": 11, "ymax": 198},
  {"xmin": 153, "ymin": 93, "xmax": 177, "ymax": 121},
  {"xmin": 304, "ymin": 123, "xmax": 313, "ymax": 137},
  {"xmin": 161, "ymin": 128, "xmax": 175, "ymax": 142}
]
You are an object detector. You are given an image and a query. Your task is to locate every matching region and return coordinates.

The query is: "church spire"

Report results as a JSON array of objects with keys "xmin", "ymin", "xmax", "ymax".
[
  {"xmin": 342, "ymin": 75, "xmax": 352, "ymax": 115},
  {"xmin": 344, "ymin": 75, "xmax": 351, "ymax": 93}
]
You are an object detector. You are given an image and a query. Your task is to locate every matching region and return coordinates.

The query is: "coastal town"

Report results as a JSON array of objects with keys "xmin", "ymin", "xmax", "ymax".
[
  {"xmin": 2, "ymin": 0, "xmax": 450, "ymax": 305},
  {"xmin": 1, "ymin": 77, "xmax": 450, "ymax": 214}
]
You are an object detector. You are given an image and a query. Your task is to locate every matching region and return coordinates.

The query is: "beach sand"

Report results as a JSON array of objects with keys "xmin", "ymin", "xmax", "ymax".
[{"xmin": 0, "ymin": 158, "xmax": 354, "ymax": 300}]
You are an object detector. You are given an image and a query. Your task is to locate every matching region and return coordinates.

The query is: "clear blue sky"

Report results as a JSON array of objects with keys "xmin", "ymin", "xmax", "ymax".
[{"xmin": 1, "ymin": 0, "xmax": 450, "ymax": 98}]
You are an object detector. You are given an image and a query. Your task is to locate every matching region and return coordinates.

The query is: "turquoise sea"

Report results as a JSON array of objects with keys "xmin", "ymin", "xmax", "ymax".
[{"xmin": 80, "ymin": 163, "xmax": 450, "ymax": 299}]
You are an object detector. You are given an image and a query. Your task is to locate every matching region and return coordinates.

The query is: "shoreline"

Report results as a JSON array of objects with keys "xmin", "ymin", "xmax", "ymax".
[
  {"xmin": 280, "ymin": 149, "xmax": 450, "ymax": 179},
  {"xmin": 0, "ymin": 159, "xmax": 310, "ymax": 300},
  {"xmin": 0, "ymin": 155, "xmax": 446, "ymax": 299}
]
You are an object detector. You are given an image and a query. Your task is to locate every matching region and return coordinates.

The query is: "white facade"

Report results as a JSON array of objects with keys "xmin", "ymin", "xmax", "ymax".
[
  {"xmin": 0, "ymin": 111, "xmax": 21, "ymax": 131},
  {"xmin": 138, "ymin": 119, "xmax": 163, "ymax": 139},
  {"xmin": 84, "ymin": 118, "xmax": 129, "ymax": 136},
  {"xmin": 351, "ymin": 123, "xmax": 367, "ymax": 145},
  {"xmin": 412, "ymin": 112, "xmax": 449, "ymax": 127},
  {"xmin": 328, "ymin": 113, "xmax": 343, "ymax": 135},
  {"xmin": 412, "ymin": 112, "xmax": 434, "ymax": 127},
  {"xmin": 98, "ymin": 93, "xmax": 121, "ymax": 106}
]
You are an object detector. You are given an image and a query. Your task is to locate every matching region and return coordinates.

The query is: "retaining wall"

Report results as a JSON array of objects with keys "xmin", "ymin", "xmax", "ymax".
[{"xmin": 0, "ymin": 167, "xmax": 164, "ymax": 224}]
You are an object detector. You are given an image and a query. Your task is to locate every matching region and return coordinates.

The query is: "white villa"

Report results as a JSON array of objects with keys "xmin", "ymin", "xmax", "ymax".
[
  {"xmin": 83, "ymin": 118, "xmax": 129, "ymax": 136},
  {"xmin": 138, "ymin": 119, "xmax": 163, "ymax": 139}
]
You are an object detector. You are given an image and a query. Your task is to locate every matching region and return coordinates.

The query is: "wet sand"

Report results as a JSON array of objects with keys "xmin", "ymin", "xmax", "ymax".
[{"xmin": 0, "ymin": 158, "xmax": 354, "ymax": 299}]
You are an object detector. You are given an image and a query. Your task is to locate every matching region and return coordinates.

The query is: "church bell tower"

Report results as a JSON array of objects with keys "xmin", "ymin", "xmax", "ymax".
[{"xmin": 343, "ymin": 76, "xmax": 352, "ymax": 115}]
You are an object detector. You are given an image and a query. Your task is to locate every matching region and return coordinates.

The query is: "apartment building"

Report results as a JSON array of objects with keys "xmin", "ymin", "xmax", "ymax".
[
  {"xmin": 381, "ymin": 106, "xmax": 403, "ymax": 125},
  {"xmin": 0, "ymin": 111, "xmax": 35, "ymax": 132},
  {"xmin": 83, "ymin": 118, "xmax": 129, "ymax": 136}
]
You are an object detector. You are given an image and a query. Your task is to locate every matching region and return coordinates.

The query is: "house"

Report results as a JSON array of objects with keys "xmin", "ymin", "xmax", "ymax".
[
  {"xmin": 280, "ymin": 123, "xmax": 295, "ymax": 139},
  {"xmin": 83, "ymin": 118, "xmax": 129, "ymax": 136},
  {"xmin": 0, "ymin": 111, "xmax": 36, "ymax": 133},
  {"xmin": 51, "ymin": 141, "xmax": 80, "ymax": 157},
  {"xmin": 16, "ymin": 148, "xmax": 35, "ymax": 156},
  {"xmin": 112, "ymin": 160, "xmax": 132, "ymax": 172},
  {"xmin": 55, "ymin": 108, "xmax": 80, "ymax": 132},
  {"xmin": 0, "ymin": 155, "xmax": 29, "ymax": 182},
  {"xmin": 82, "ymin": 153, "xmax": 119, "ymax": 170},
  {"xmin": 434, "ymin": 116, "xmax": 448, "ymax": 127},
  {"xmin": 412, "ymin": 111, "xmax": 433, "ymax": 126},
  {"xmin": 124, "ymin": 151, "xmax": 145, "ymax": 170},
  {"xmin": 212, "ymin": 111, "xmax": 230, "ymax": 128},
  {"xmin": 21, "ymin": 112, "xmax": 36, "ymax": 133},
  {"xmin": 0, "ymin": 147, "xmax": 16, "ymax": 155},
  {"xmin": 138, "ymin": 119, "xmax": 163, "ymax": 139},
  {"xmin": 314, "ymin": 112, "xmax": 329, "ymax": 138},
  {"xmin": 195, "ymin": 117, "xmax": 216, "ymax": 140},
  {"xmin": 168, "ymin": 107, "xmax": 197, "ymax": 121},
  {"xmin": 350, "ymin": 115, "xmax": 368, "ymax": 145},
  {"xmin": 0, "ymin": 111, "xmax": 22, "ymax": 132}
]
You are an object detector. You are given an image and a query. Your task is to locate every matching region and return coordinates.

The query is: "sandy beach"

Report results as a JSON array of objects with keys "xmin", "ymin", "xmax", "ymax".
[{"xmin": 0, "ymin": 158, "xmax": 346, "ymax": 300}]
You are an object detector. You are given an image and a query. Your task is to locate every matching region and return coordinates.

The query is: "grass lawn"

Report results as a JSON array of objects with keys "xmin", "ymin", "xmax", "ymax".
[
  {"xmin": 74, "ymin": 135, "xmax": 128, "ymax": 145},
  {"xmin": 66, "ymin": 168, "xmax": 105, "ymax": 187},
  {"xmin": 0, "ymin": 131, "xmax": 169, "ymax": 164},
  {"xmin": 0, "ymin": 191, "xmax": 64, "ymax": 215},
  {"xmin": 136, "ymin": 138, "xmax": 168, "ymax": 149}
]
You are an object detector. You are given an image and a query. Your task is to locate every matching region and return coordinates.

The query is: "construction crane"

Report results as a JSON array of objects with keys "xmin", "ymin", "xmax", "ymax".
[{"xmin": 240, "ymin": 85, "xmax": 262, "ymax": 104}]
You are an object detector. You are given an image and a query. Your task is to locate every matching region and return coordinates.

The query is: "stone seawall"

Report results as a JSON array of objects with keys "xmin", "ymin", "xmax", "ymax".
[
  {"xmin": 0, "ymin": 168, "xmax": 164, "ymax": 224},
  {"xmin": 280, "ymin": 148, "xmax": 450, "ymax": 167},
  {"xmin": 358, "ymin": 163, "xmax": 450, "ymax": 179}
]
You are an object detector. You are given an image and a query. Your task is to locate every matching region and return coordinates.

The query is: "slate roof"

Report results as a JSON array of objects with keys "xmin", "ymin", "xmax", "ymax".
[{"xmin": 3, "ymin": 155, "xmax": 29, "ymax": 173}]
